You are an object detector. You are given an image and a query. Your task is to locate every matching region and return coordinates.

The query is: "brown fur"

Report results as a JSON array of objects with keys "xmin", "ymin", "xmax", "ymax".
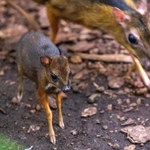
[{"xmin": 16, "ymin": 32, "xmax": 70, "ymax": 144}]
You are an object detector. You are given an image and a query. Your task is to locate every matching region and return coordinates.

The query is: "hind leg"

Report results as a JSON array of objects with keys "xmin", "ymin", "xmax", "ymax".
[
  {"xmin": 17, "ymin": 76, "xmax": 23, "ymax": 102},
  {"xmin": 17, "ymin": 65, "xmax": 24, "ymax": 102},
  {"xmin": 46, "ymin": 3, "xmax": 59, "ymax": 43}
]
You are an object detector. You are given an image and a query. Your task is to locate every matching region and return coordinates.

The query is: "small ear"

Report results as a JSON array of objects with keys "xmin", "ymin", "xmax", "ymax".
[
  {"xmin": 40, "ymin": 56, "xmax": 52, "ymax": 66},
  {"xmin": 136, "ymin": 0, "xmax": 147, "ymax": 15},
  {"xmin": 113, "ymin": 7, "xmax": 130, "ymax": 27}
]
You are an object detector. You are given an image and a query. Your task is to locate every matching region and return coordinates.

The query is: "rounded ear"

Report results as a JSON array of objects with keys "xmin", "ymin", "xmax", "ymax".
[
  {"xmin": 113, "ymin": 7, "xmax": 131, "ymax": 27},
  {"xmin": 40, "ymin": 56, "xmax": 52, "ymax": 66}
]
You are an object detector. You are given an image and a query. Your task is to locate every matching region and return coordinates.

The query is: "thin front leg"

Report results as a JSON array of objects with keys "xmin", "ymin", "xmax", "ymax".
[
  {"xmin": 37, "ymin": 87, "xmax": 56, "ymax": 144},
  {"xmin": 56, "ymin": 92, "xmax": 65, "ymax": 129},
  {"xmin": 46, "ymin": 3, "xmax": 59, "ymax": 43}
]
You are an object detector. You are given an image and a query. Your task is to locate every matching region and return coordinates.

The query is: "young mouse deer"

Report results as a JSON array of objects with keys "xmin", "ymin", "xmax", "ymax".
[{"xmin": 16, "ymin": 32, "xmax": 70, "ymax": 144}]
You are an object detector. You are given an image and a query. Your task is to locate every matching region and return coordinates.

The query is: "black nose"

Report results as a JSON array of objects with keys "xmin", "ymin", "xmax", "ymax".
[{"xmin": 62, "ymin": 85, "xmax": 70, "ymax": 92}]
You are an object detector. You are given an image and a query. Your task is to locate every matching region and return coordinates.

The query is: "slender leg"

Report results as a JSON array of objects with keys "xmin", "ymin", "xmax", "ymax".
[
  {"xmin": 17, "ymin": 64, "xmax": 24, "ymax": 102},
  {"xmin": 56, "ymin": 92, "xmax": 65, "ymax": 129},
  {"xmin": 132, "ymin": 56, "xmax": 150, "ymax": 89},
  {"xmin": 37, "ymin": 87, "xmax": 56, "ymax": 144},
  {"xmin": 17, "ymin": 75, "xmax": 23, "ymax": 102},
  {"xmin": 46, "ymin": 3, "xmax": 59, "ymax": 43}
]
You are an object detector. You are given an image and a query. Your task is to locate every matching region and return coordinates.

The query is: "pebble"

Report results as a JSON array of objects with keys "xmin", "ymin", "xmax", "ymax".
[
  {"xmin": 107, "ymin": 104, "xmax": 112, "ymax": 111},
  {"xmin": 102, "ymin": 125, "xmax": 108, "ymax": 130},
  {"xmin": 70, "ymin": 129, "xmax": 78, "ymax": 135}
]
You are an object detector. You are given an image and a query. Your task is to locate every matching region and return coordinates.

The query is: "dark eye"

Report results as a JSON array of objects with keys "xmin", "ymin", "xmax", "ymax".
[
  {"xmin": 128, "ymin": 33, "xmax": 138, "ymax": 44},
  {"xmin": 51, "ymin": 73, "xmax": 57, "ymax": 82}
]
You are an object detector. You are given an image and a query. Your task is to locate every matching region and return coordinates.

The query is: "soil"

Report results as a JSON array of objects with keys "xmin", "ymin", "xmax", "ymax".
[{"xmin": 0, "ymin": 0, "xmax": 150, "ymax": 150}]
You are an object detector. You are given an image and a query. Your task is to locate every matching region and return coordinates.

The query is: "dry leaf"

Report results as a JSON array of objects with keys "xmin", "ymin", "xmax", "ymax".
[
  {"xmin": 81, "ymin": 107, "xmax": 97, "ymax": 117},
  {"xmin": 70, "ymin": 55, "xmax": 82, "ymax": 64},
  {"xmin": 88, "ymin": 93, "xmax": 101, "ymax": 104},
  {"xmin": 121, "ymin": 125, "xmax": 150, "ymax": 144},
  {"xmin": 108, "ymin": 77, "xmax": 125, "ymax": 89}
]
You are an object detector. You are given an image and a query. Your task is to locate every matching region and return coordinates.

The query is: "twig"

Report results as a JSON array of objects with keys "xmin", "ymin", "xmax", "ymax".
[
  {"xmin": 5, "ymin": 0, "xmax": 39, "ymax": 31},
  {"xmin": 76, "ymin": 53, "xmax": 133, "ymax": 63},
  {"xmin": 0, "ymin": 107, "xmax": 6, "ymax": 114}
]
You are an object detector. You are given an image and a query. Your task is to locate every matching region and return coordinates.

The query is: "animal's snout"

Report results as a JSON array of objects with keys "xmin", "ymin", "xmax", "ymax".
[{"xmin": 62, "ymin": 85, "xmax": 70, "ymax": 92}]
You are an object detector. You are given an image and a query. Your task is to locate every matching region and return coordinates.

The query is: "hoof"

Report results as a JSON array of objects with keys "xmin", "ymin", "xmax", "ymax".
[
  {"xmin": 59, "ymin": 120, "xmax": 65, "ymax": 129},
  {"xmin": 50, "ymin": 134, "xmax": 56, "ymax": 145}
]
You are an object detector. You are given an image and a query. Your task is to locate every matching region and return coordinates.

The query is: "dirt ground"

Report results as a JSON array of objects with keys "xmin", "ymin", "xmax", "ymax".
[{"xmin": 0, "ymin": 0, "xmax": 150, "ymax": 150}]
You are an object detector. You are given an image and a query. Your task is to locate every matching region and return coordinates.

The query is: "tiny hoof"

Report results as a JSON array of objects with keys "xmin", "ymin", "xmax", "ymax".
[
  {"xmin": 59, "ymin": 121, "xmax": 65, "ymax": 129},
  {"xmin": 50, "ymin": 135, "xmax": 56, "ymax": 145},
  {"xmin": 17, "ymin": 93, "xmax": 23, "ymax": 102}
]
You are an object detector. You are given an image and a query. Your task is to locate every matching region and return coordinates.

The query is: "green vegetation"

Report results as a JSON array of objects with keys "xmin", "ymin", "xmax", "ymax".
[{"xmin": 0, "ymin": 135, "xmax": 24, "ymax": 150}]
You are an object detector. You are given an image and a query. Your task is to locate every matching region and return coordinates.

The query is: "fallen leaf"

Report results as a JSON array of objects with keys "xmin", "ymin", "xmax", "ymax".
[
  {"xmin": 70, "ymin": 55, "xmax": 82, "ymax": 64},
  {"xmin": 121, "ymin": 118, "xmax": 135, "ymax": 126},
  {"xmin": 108, "ymin": 76, "xmax": 125, "ymax": 89},
  {"xmin": 81, "ymin": 107, "xmax": 97, "ymax": 117},
  {"xmin": 73, "ymin": 69, "xmax": 89, "ymax": 80},
  {"xmin": 121, "ymin": 125, "xmax": 150, "ymax": 144}
]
